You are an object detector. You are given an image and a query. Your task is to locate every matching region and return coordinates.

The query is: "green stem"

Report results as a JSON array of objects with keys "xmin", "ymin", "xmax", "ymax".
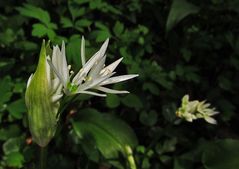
[{"xmin": 39, "ymin": 146, "xmax": 47, "ymax": 169}]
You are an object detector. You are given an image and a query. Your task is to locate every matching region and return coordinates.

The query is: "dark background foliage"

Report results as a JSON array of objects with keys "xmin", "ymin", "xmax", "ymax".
[{"xmin": 0, "ymin": 0, "xmax": 239, "ymax": 168}]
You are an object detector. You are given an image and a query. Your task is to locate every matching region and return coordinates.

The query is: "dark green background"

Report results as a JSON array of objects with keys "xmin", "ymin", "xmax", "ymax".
[{"xmin": 0, "ymin": 0, "xmax": 239, "ymax": 168}]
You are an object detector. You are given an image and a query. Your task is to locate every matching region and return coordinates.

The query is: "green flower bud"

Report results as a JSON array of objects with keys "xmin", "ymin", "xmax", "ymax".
[{"xmin": 25, "ymin": 40, "xmax": 63, "ymax": 147}]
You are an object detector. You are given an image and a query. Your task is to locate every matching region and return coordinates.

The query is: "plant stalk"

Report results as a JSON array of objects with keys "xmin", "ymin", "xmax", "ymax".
[{"xmin": 39, "ymin": 146, "xmax": 47, "ymax": 169}]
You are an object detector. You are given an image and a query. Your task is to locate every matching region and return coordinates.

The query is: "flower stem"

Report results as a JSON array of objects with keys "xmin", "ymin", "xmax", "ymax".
[{"xmin": 39, "ymin": 146, "xmax": 47, "ymax": 169}]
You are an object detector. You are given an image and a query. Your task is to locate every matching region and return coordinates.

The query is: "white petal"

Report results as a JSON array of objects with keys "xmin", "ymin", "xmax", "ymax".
[
  {"xmin": 52, "ymin": 43, "xmax": 69, "ymax": 85},
  {"xmin": 88, "ymin": 55, "xmax": 106, "ymax": 79},
  {"xmin": 60, "ymin": 41, "xmax": 69, "ymax": 84},
  {"xmin": 96, "ymin": 86, "xmax": 129, "ymax": 94},
  {"xmin": 81, "ymin": 36, "xmax": 85, "ymax": 66},
  {"xmin": 72, "ymin": 38, "xmax": 109, "ymax": 85},
  {"xmin": 207, "ymin": 111, "xmax": 219, "ymax": 116},
  {"xmin": 47, "ymin": 57, "xmax": 66, "ymax": 87},
  {"xmin": 205, "ymin": 116, "xmax": 217, "ymax": 124},
  {"xmin": 52, "ymin": 77, "xmax": 62, "ymax": 93},
  {"xmin": 100, "ymin": 74, "xmax": 138, "ymax": 85},
  {"xmin": 100, "ymin": 57, "xmax": 123, "ymax": 76},
  {"xmin": 72, "ymin": 51, "xmax": 100, "ymax": 85},
  {"xmin": 52, "ymin": 45, "xmax": 58, "ymax": 68},
  {"xmin": 45, "ymin": 57, "xmax": 51, "ymax": 86},
  {"xmin": 75, "ymin": 90, "xmax": 106, "ymax": 97},
  {"xmin": 27, "ymin": 74, "xmax": 33, "ymax": 88},
  {"xmin": 99, "ymin": 38, "xmax": 109, "ymax": 57},
  {"xmin": 51, "ymin": 94, "xmax": 63, "ymax": 102},
  {"xmin": 78, "ymin": 72, "xmax": 115, "ymax": 91}
]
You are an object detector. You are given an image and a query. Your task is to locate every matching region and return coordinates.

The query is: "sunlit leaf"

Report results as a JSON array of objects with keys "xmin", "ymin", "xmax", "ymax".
[
  {"xmin": 72, "ymin": 108, "xmax": 138, "ymax": 160},
  {"xmin": 166, "ymin": 0, "xmax": 199, "ymax": 32}
]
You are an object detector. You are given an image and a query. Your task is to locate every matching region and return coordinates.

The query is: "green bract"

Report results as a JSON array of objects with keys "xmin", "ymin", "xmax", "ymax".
[{"xmin": 25, "ymin": 40, "xmax": 63, "ymax": 147}]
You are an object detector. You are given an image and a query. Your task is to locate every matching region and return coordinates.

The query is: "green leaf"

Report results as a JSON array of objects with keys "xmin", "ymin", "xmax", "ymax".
[
  {"xmin": 72, "ymin": 108, "xmax": 138, "ymax": 159},
  {"xmin": 106, "ymin": 94, "xmax": 120, "ymax": 108},
  {"xmin": 7, "ymin": 99, "xmax": 26, "ymax": 119},
  {"xmin": 140, "ymin": 111, "xmax": 158, "ymax": 126},
  {"xmin": 66, "ymin": 35, "xmax": 82, "ymax": 68},
  {"xmin": 60, "ymin": 17, "xmax": 73, "ymax": 28},
  {"xmin": 0, "ymin": 28, "xmax": 17, "ymax": 45},
  {"xmin": 75, "ymin": 19, "xmax": 92, "ymax": 27},
  {"xmin": 4, "ymin": 152, "xmax": 24, "ymax": 168},
  {"xmin": 0, "ymin": 125, "xmax": 21, "ymax": 141},
  {"xmin": 96, "ymin": 30, "xmax": 111, "ymax": 42},
  {"xmin": 3, "ymin": 137, "xmax": 22, "ymax": 155},
  {"xmin": 142, "ymin": 82, "xmax": 160, "ymax": 95},
  {"xmin": 32, "ymin": 23, "xmax": 56, "ymax": 40},
  {"xmin": 75, "ymin": 19, "xmax": 92, "ymax": 31},
  {"xmin": 202, "ymin": 139, "xmax": 239, "ymax": 169},
  {"xmin": 166, "ymin": 0, "xmax": 199, "ymax": 32},
  {"xmin": 0, "ymin": 76, "xmax": 13, "ymax": 105},
  {"xmin": 16, "ymin": 3, "xmax": 51, "ymax": 25},
  {"xmin": 113, "ymin": 21, "xmax": 124, "ymax": 37},
  {"xmin": 122, "ymin": 94, "xmax": 143, "ymax": 109},
  {"xmin": 68, "ymin": 1, "xmax": 86, "ymax": 20},
  {"xmin": 31, "ymin": 23, "xmax": 48, "ymax": 37}
]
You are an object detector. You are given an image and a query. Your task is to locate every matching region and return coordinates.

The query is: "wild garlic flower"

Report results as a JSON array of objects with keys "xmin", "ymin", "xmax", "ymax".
[
  {"xmin": 176, "ymin": 95, "xmax": 219, "ymax": 124},
  {"xmin": 25, "ymin": 40, "xmax": 63, "ymax": 147},
  {"xmin": 47, "ymin": 37, "xmax": 138, "ymax": 97}
]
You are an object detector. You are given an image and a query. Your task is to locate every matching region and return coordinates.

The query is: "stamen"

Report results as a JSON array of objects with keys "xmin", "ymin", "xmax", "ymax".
[
  {"xmin": 69, "ymin": 70, "xmax": 74, "ymax": 79},
  {"xmin": 87, "ymin": 76, "xmax": 92, "ymax": 81},
  {"xmin": 68, "ymin": 65, "xmax": 71, "ymax": 70}
]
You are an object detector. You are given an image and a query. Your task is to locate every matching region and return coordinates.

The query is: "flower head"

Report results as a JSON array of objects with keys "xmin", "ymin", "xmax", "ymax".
[
  {"xmin": 47, "ymin": 37, "xmax": 138, "ymax": 97},
  {"xmin": 176, "ymin": 95, "xmax": 219, "ymax": 124},
  {"xmin": 25, "ymin": 40, "xmax": 63, "ymax": 147}
]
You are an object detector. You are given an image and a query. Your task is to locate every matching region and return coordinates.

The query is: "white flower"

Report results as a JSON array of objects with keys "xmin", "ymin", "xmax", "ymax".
[
  {"xmin": 176, "ymin": 95, "xmax": 219, "ymax": 124},
  {"xmin": 47, "ymin": 37, "xmax": 138, "ymax": 97}
]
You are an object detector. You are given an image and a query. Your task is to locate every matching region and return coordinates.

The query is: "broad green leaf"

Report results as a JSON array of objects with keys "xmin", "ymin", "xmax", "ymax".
[
  {"xmin": 16, "ymin": 3, "xmax": 51, "ymax": 25},
  {"xmin": 166, "ymin": 0, "xmax": 199, "ymax": 32},
  {"xmin": 202, "ymin": 139, "xmax": 239, "ymax": 169},
  {"xmin": 72, "ymin": 108, "xmax": 138, "ymax": 160}
]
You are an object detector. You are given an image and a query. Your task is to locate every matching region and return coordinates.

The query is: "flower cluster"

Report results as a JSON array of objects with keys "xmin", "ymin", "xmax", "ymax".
[
  {"xmin": 176, "ymin": 95, "xmax": 219, "ymax": 124},
  {"xmin": 47, "ymin": 37, "xmax": 138, "ymax": 97},
  {"xmin": 25, "ymin": 38, "xmax": 138, "ymax": 147}
]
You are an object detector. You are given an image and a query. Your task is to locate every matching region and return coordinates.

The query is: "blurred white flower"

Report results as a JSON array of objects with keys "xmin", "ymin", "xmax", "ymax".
[
  {"xmin": 176, "ymin": 95, "xmax": 219, "ymax": 124},
  {"xmin": 47, "ymin": 37, "xmax": 138, "ymax": 97}
]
